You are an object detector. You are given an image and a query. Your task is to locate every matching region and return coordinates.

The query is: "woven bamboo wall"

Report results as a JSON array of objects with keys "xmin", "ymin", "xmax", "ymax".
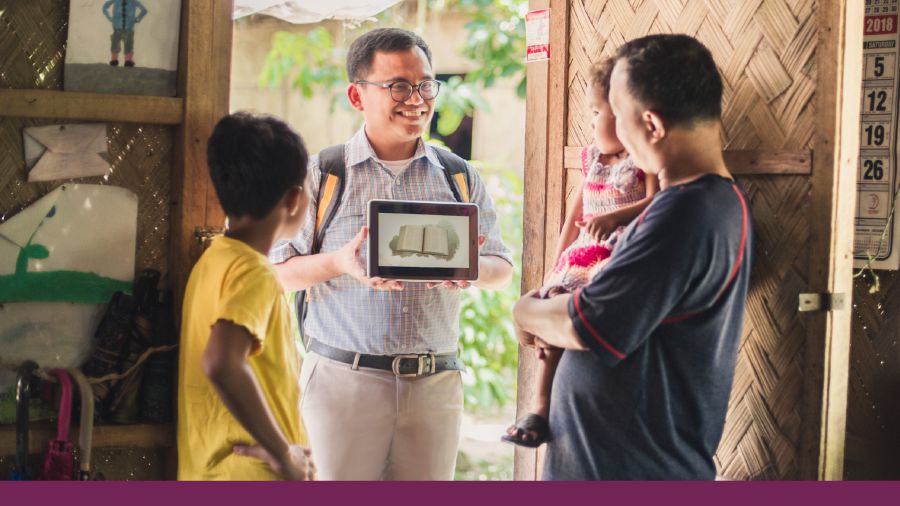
[
  {"xmin": 0, "ymin": 0, "xmax": 171, "ymax": 479},
  {"xmin": 565, "ymin": 0, "xmax": 816, "ymax": 479}
]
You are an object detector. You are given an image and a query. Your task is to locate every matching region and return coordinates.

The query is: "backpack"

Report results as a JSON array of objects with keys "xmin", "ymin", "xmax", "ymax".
[{"xmin": 296, "ymin": 144, "xmax": 472, "ymax": 346}]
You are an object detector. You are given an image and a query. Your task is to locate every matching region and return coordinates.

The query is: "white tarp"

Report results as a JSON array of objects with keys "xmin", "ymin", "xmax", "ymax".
[{"xmin": 233, "ymin": 0, "xmax": 402, "ymax": 24}]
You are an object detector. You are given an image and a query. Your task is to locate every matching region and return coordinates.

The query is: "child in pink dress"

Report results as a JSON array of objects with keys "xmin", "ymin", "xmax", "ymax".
[{"xmin": 504, "ymin": 58, "xmax": 658, "ymax": 447}]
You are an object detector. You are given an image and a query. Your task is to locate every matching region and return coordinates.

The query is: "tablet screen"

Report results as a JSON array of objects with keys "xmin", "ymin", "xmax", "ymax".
[
  {"xmin": 377, "ymin": 213, "xmax": 471, "ymax": 268},
  {"xmin": 367, "ymin": 200, "xmax": 479, "ymax": 281}
]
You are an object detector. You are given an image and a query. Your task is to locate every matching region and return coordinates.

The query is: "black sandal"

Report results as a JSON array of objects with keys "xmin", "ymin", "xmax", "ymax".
[{"xmin": 501, "ymin": 413, "xmax": 549, "ymax": 448}]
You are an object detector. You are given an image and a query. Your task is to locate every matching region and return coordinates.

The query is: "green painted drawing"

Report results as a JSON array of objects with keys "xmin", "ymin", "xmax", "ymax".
[{"xmin": 0, "ymin": 205, "xmax": 131, "ymax": 303}]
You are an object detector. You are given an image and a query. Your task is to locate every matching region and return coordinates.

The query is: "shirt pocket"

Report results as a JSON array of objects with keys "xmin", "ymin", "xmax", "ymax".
[{"xmin": 321, "ymin": 201, "xmax": 366, "ymax": 252}]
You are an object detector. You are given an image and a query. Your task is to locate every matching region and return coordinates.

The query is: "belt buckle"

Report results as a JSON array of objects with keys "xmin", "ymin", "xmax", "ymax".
[{"xmin": 391, "ymin": 353, "xmax": 436, "ymax": 377}]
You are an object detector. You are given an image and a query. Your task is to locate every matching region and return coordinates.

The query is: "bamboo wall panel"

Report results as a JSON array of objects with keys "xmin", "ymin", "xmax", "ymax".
[{"xmin": 0, "ymin": 0, "xmax": 173, "ymax": 478}]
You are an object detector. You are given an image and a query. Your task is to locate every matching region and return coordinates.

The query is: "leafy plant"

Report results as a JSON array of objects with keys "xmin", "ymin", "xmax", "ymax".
[
  {"xmin": 258, "ymin": 27, "xmax": 349, "ymax": 111},
  {"xmin": 438, "ymin": 0, "xmax": 528, "ymax": 98},
  {"xmin": 257, "ymin": 0, "xmax": 528, "ymax": 132},
  {"xmin": 457, "ymin": 163, "xmax": 523, "ymax": 410}
]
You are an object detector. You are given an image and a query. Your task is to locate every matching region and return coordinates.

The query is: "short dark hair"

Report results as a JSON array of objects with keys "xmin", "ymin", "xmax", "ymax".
[
  {"xmin": 614, "ymin": 34, "xmax": 723, "ymax": 126},
  {"xmin": 346, "ymin": 27, "xmax": 433, "ymax": 81},
  {"xmin": 207, "ymin": 112, "xmax": 308, "ymax": 219}
]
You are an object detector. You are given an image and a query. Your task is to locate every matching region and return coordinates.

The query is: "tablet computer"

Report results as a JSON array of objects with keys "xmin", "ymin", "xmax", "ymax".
[{"xmin": 367, "ymin": 199, "xmax": 480, "ymax": 281}]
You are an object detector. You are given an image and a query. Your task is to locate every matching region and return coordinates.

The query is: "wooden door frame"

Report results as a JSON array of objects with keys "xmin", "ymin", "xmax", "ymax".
[
  {"xmin": 167, "ymin": 0, "xmax": 233, "ymax": 478},
  {"xmin": 803, "ymin": 0, "xmax": 862, "ymax": 481},
  {"xmin": 517, "ymin": 0, "xmax": 862, "ymax": 481},
  {"xmin": 517, "ymin": 0, "xmax": 570, "ymax": 481},
  {"xmin": 170, "ymin": 0, "xmax": 233, "ymax": 314}
]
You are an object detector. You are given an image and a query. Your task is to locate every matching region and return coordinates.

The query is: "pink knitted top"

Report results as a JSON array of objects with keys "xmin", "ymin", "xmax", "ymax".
[{"xmin": 540, "ymin": 146, "xmax": 647, "ymax": 297}]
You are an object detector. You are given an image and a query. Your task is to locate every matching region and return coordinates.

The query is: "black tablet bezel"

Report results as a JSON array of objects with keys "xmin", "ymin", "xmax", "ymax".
[{"xmin": 367, "ymin": 199, "xmax": 480, "ymax": 281}]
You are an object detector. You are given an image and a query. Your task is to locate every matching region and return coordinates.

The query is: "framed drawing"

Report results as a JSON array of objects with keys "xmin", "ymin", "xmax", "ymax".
[{"xmin": 64, "ymin": 0, "xmax": 182, "ymax": 96}]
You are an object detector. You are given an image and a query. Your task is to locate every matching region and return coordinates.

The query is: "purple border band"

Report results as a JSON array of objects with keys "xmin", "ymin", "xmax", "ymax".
[{"xmin": 2, "ymin": 481, "xmax": 899, "ymax": 505}]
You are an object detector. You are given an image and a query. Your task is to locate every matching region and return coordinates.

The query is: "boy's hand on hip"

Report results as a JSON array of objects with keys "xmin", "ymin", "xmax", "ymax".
[
  {"xmin": 233, "ymin": 444, "xmax": 317, "ymax": 481},
  {"xmin": 335, "ymin": 227, "xmax": 403, "ymax": 291}
]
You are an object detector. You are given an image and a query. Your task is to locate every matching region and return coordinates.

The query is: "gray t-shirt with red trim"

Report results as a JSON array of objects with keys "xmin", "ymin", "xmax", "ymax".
[{"xmin": 544, "ymin": 174, "xmax": 753, "ymax": 480}]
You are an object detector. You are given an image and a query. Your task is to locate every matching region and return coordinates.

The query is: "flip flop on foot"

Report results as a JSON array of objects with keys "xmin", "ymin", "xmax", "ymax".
[{"xmin": 501, "ymin": 413, "xmax": 549, "ymax": 448}]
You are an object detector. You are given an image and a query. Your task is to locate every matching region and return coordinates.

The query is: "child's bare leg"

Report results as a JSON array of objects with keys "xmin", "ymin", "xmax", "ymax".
[
  {"xmin": 503, "ymin": 285, "xmax": 568, "ymax": 445},
  {"xmin": 532, "ymin": 347, "xmax": 562, "ymax": 419},
  {"xmin": 504, "ymin": 347, "xmax": 562, "ymax": 443}
]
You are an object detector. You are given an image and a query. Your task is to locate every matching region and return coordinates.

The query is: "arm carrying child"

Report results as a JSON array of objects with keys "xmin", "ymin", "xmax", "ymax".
[{"xmin": 503, "ymin": 58, "xmax": 658, "ymax": 447}]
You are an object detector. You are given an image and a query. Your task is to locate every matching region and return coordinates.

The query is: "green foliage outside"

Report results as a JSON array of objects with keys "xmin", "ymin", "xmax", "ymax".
[
  {"xmin": 258, "ymin": 0, "xmax": 527, "ymax": 135},
  {"xmin": 457, "ymin": 163, "xmax": 522, "ymax": 411}
]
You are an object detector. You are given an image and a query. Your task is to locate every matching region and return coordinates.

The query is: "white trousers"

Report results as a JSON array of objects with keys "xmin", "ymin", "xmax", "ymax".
[{"xmin": 300, "ymin": 351, "xmax": 464, "ymax": 480}]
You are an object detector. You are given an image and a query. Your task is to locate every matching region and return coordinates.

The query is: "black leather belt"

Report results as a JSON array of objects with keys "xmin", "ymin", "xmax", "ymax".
[{"xmin": 308, "ymin": 339, "xmax": 464, "ymax": 377}]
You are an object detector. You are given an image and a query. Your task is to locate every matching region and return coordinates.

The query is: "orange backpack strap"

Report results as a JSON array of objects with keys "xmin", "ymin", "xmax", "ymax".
[{"xmin": 432, "ymin": 147, "xmax": 471, "ymax": 203}]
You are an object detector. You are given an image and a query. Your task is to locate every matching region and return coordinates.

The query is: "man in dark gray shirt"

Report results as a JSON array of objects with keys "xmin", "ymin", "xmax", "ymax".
[{"xmin": 513, "ymin": 34, "xmax": 753, "ymax": 480}]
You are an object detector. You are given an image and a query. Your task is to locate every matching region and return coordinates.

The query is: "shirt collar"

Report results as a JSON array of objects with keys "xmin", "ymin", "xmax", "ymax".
[{"xmin": 347, "ymin": 125, "xmax": 440, "ymax": 169}]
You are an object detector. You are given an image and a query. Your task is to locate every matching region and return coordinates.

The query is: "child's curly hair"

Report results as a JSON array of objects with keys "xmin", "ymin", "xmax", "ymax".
[{"xmin": 588, "ymin": 57, "xmax": 615, "ymax": 99}]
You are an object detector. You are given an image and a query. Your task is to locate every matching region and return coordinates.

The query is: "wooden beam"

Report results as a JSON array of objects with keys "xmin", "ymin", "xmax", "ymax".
[
  {"xmin": 517, "ymin": 0, "xmax": 552, "ymax": 482},
  {"xmin": 802, "ymin": 0, "xmax": 862, "ymax": 480},
  {"xmin": 544, "ymin": 1, "xmax": 570, "ymax": 271},
  {"xmin": 0, "ymin": 89, "xmax": 184, "ymax": 125},
  {"xmin": 516, "ymin": 0, "xmax": 569, "ymax": 481},
  {"xmin": 170, "ymin": 0, "xmax": 232, "ymax": 318},
  {"xmin": 0, "ymin": 423, "xmax": 174, "ymax": 455},
  {"xmin": 564, "ymin": 146, "xmax": 812, "ymax": 175}
]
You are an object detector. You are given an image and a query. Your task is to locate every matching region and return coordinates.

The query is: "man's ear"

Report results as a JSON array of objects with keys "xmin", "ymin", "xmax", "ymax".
[
  {"xmin": 284, "ymin": 186, "xmax": 303, "ymax": 217},
  {"xmin": 347, "ymin": 83, "xmax": 364, "ymax": 111},
  {"xmin": 643, "ymin": 110, "xmax": 667, "ymax": 144}
]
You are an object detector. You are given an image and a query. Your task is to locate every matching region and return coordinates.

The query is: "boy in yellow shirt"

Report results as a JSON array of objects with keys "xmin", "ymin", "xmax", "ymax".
[{"xmin": 177, "ymin": 112, "xmax": 314, "ymax": 480}]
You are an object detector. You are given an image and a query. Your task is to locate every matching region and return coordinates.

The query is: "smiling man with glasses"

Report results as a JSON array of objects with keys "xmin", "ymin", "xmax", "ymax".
[{"xmin": 269, "ymin": 27, "xmax": 513, "ymax": 480}]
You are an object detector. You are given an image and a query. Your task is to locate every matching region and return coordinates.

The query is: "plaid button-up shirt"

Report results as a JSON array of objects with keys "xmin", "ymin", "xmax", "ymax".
[{"xmin": 270, "ymin": 127, "xmax": 512, "ymax": 355}]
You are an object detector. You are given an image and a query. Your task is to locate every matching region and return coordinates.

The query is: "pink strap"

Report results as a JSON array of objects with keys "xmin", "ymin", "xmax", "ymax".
[
  {"xmin": 50, "ymin": 369, "xmax": 73, "ymax": 443},
  {"xmin": 581, "ymin": 146, "xmax": 591, "ymax": 177}
]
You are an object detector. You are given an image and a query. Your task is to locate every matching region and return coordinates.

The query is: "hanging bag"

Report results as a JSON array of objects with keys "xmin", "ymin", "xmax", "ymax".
[{"xmin": 39, "ymin": 369, "xmax": 74, "ymax": 480}]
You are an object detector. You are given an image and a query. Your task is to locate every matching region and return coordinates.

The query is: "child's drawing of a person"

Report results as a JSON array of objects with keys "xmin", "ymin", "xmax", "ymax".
[{"xmin": 103, "ymin": 0, "xmax": 148, "ymax": 67}]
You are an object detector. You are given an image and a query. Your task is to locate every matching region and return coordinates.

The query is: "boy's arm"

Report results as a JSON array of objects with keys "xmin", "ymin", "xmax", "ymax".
[
  {"xmin": 135, "ymin": 2, "xmax": 148, "ymax": 22},
  {"xmin": 202, "ymin": 320, "xmax": 315, "ymax": 480},
  {"xmin": 102, "ymin": 1, "xmax": 115, "ymax": 21}
]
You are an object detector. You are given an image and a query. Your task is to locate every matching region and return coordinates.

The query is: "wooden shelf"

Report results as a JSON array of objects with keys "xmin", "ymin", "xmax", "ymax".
[
  {"xmin": 0, "ymin": 422, "xmax": 174, "ymax": 455},
  {"xmin": 0, "ymin": 89, "xmax": 184, "ymax": 125}
]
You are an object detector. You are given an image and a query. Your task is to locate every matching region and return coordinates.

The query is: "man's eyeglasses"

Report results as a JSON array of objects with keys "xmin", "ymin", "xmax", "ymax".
[{"xmin": 354, "ymin": 79, "xmax": 441, "ymax": 102}]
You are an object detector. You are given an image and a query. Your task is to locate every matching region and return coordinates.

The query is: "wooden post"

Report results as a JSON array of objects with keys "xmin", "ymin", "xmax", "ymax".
[
  {"xmin": 167, "ymin": 1, "xmax": 232, "ymax": 478},
  {"xmin": 516, "ymin": 0, "xmax": 569, "ymax": 481},
  {"xmin": 170, "ymin": 0, "xmax": 233, "ymax": 314},
  {"xmin": 802, "ymin": 0, "xmax": 863, "ymax": 480}
]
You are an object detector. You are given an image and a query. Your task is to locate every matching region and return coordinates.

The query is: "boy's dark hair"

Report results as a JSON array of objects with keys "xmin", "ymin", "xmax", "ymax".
[
  {"xmin": 588, "ymin": 57, "xmax": 615, "ymax": 99},
  {"xmin": 614, "ymin": 34, "xmax": 723, "ymax": 126},
  {"xmin": 207, "ymin": 112, "xmax": 308, "ymax": 219},
  {"xmin": 346, "ymin": 27, "xmax": 433, "ymax": 81}
]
